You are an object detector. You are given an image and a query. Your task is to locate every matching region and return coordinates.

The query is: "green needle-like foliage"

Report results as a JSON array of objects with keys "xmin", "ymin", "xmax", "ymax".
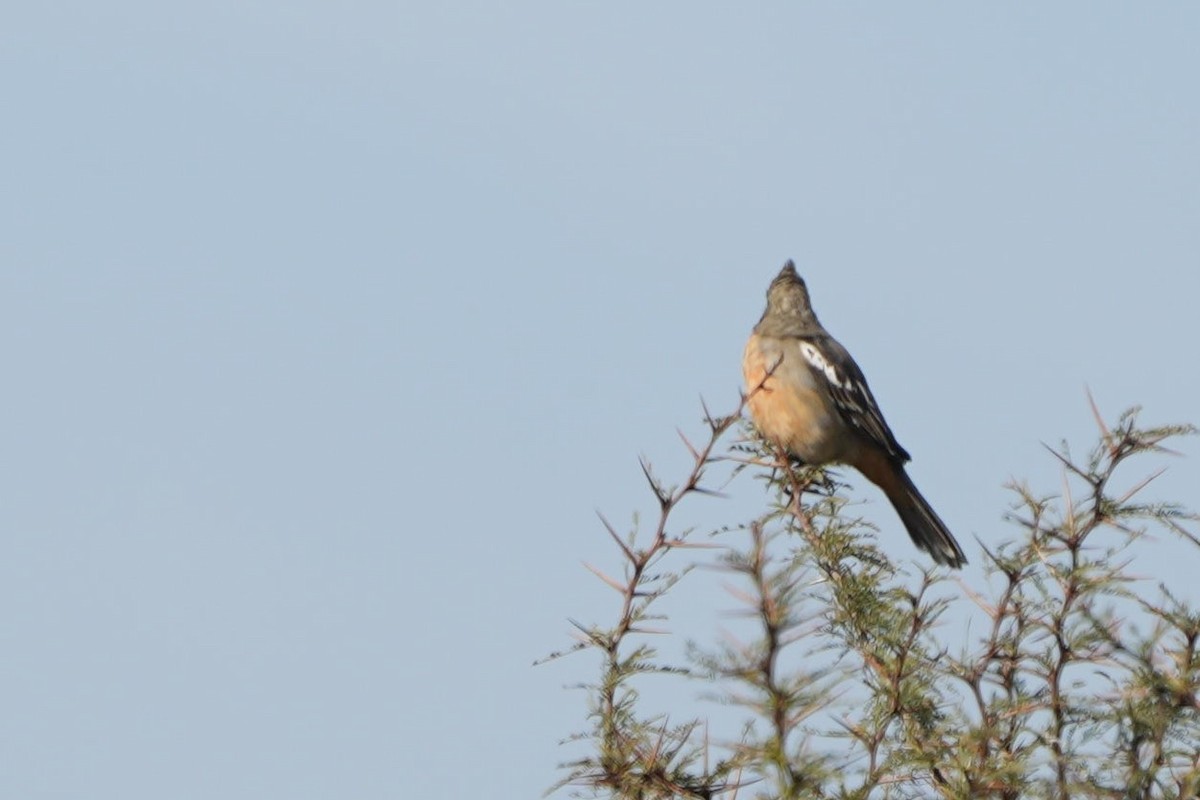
[{"xmin": 543, "ymin": 401, "xmax": 1200, "ymax": 800}]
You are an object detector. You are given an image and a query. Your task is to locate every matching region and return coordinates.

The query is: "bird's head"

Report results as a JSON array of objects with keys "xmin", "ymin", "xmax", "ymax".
[{"xmin": 759, "ymin": 260, "xmax": 820, "ymax": 333}]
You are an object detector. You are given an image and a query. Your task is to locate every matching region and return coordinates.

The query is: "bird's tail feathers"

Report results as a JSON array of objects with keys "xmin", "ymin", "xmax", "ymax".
[{"xmin": 884, "ymin": 468, "xmax": 968, "ymax": 569}]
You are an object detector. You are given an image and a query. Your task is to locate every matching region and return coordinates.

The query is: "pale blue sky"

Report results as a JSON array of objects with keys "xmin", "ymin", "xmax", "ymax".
[{"xmin": 2, "ymin": 3, "xmax": 1198, "ymax": 798}]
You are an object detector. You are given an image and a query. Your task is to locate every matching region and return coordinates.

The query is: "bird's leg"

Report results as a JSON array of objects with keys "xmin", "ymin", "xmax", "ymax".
[
  {"xmin": 772, "ymin": 445, "xmax": 816, "ymax": 500},
  {"xmin": 766, "ymin": 446, "xmax": 816, "ymax": 534}
]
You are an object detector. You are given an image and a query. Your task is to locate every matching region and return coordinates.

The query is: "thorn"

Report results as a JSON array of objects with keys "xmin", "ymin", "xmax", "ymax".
[
  {"xmin": 1086, "ymin": 386, "xmax": 1116, "ymax": 456},
  {"xmin": 1040, "ymin": 441, "xmax": 1091, "ymax": 481},
  {"xmin": 596, "ymin": 511, "xmax": 635, "ymax": 561},
  {"xmin": 689, "ymin": 486, "xmax": 729, "ymax": 499},
  {"xmin": 638, "ymin": 456, "xmax": 670, "ymax": 506},
  {"xmin": 583, "ymin": 561, "xmax": 628, "ymax": 593},
  {"xmin": 1115, "ymin": 467, "xmax": 1167, "ymax": 504},
  {"xmin": 677, "ymin": 427, "xmax": 700, "ymax": 459}
]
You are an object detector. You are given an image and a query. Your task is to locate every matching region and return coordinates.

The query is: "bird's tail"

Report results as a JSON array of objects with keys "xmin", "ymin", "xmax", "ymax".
[{"xmin": 871, "ymin": 461, "xmax": 968, "ymax": 568}]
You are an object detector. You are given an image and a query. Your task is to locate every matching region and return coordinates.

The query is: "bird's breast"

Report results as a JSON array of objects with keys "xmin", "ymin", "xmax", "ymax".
[{"xmin": 742, "ymin": 334, "xmax": 846, "ymax": 464}]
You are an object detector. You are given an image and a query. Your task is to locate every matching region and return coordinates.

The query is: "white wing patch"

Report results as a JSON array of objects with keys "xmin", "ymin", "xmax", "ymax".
[
  {"xmin": 794, "ymin": 338, "xmax": 910, "ymax": 460},
  {"xmin": 801, "ymin": 340, "xmax": 840, "ymax": 383},
  {"xmin": 798, "ymin": 342, "xmax": 842, "ymax": 386},
  {"xmin": 799, "ymin": 342, "xmax": 867, "ymax": 414}
]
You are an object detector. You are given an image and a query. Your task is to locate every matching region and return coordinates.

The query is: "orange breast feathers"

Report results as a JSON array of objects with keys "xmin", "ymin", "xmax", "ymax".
[{"xmin": 742, "ymin": 333, "xmax": 842, "ymax": 464}]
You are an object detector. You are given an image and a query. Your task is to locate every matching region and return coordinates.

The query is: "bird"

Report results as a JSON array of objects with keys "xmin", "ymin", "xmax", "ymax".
[{"xmin": 742, "ymin": 260, "xmax": 967, "ymax": 568}]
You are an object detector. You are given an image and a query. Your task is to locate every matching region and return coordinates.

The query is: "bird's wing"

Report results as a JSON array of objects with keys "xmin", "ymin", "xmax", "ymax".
[{"xmin": 794, "ymin": 335, "xmax": 912, "ymax": 463}]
